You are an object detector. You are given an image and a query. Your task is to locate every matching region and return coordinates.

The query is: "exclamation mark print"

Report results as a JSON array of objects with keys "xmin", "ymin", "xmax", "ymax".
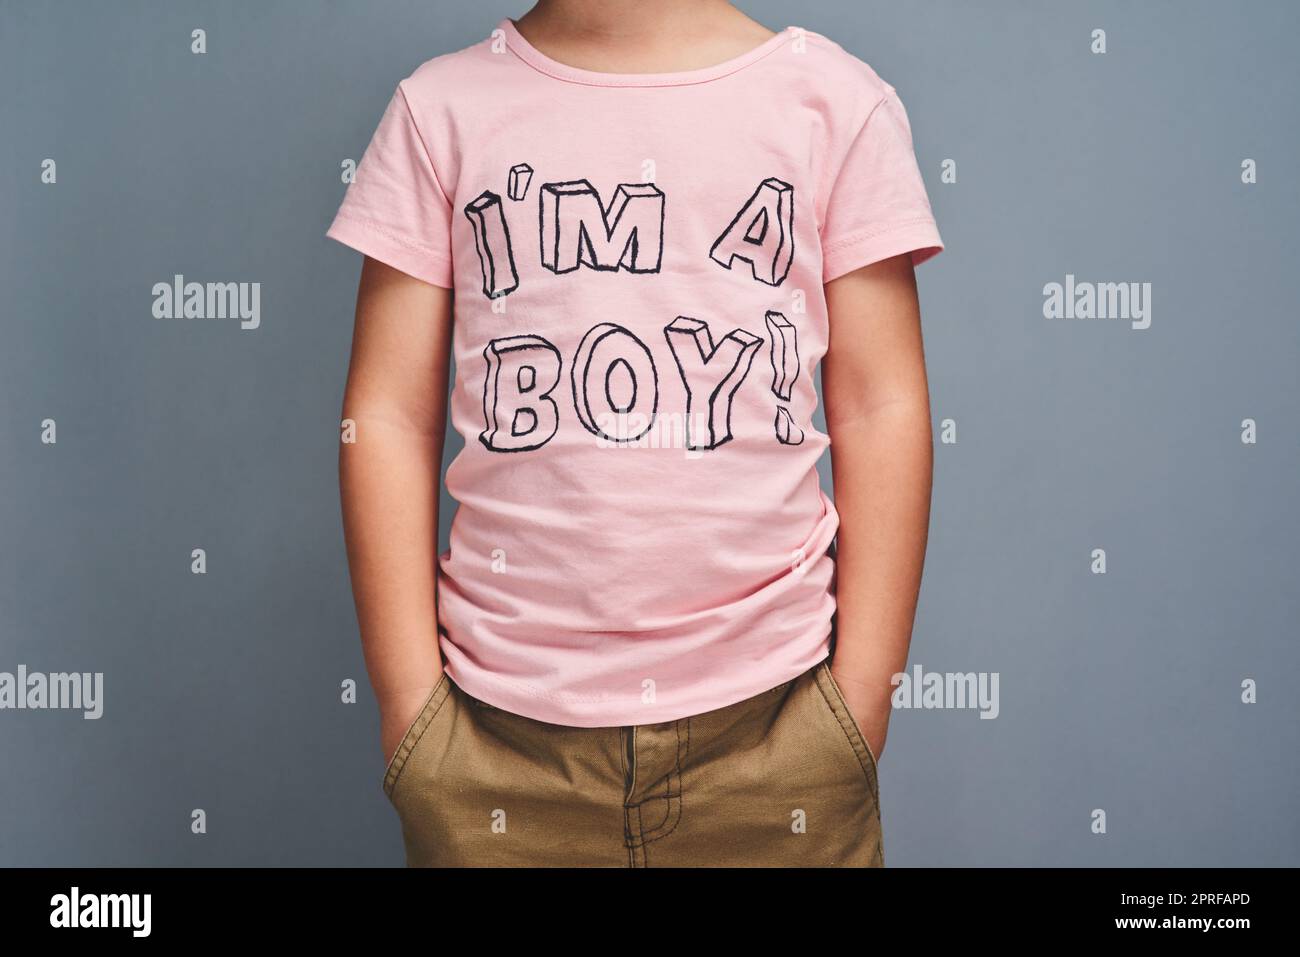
[{"xmin": 766, "ymin": 310, "xmax": 804, "ymax": 445}]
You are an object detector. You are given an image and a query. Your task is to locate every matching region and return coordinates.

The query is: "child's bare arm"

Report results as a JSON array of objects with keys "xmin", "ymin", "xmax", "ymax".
[
  {"xmin": 823, "ymin": 252, "xmax": 934, "ymax": 761},
  {"xmin": 339, "ymin": 256, "xmax": 453, "ymax": 765}
]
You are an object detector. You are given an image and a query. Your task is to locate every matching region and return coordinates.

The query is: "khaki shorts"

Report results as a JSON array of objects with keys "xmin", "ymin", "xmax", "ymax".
[{"xmin": 381, "ymin": 657, "xmax": 882, "ymax": 867}]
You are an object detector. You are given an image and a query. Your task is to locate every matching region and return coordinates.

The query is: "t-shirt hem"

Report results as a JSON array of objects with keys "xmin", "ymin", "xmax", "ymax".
[
  {"xmin": 325, "ymin": 212, "xmax": 453, "ymax": 289},
  {"xmin": 442, "ymin": 634, "xmax": 834, "ymax": 728},
  {"xmin": 821, "ymin": 217, "xmax": 944, "ymax": 283}
]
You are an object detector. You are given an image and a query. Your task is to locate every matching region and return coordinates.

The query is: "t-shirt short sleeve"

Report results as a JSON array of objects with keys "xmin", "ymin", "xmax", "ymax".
[
  {"xmin": 819, "ymin": 86, "xmax": 944, "ymax": 284},
  {"xmin": 326, "ymin": 82, "xmax": 454, "ymax": 288}
]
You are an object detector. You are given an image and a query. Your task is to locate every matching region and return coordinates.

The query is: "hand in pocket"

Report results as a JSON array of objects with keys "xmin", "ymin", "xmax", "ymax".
[
  {"xmin": 829, "ymin": 667, "xmax": 891, "ymax": 763},
  {"xmin": 380, "ymin": 682, "xmax": 444, "ymax": 766}
]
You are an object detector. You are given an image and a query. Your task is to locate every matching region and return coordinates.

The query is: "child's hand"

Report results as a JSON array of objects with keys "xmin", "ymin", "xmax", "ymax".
[
  {"xmin": 830, "ymin": 667, "xmax": 892, "ymax": 764},
  {"xmin": 380, "ymin": 684, "xmax": 443, "ymax": 767}
]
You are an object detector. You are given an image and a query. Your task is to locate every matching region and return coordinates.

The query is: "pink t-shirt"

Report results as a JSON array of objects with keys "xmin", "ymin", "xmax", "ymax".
[{"xmin": 327, "ymin": 19, "xmax": 943, "ymax": 727}]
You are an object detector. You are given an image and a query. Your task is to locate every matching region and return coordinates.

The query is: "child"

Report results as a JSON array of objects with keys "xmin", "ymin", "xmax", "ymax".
[{"xmin": 328, "ymin": 0, "xmax": 942, "ymax": 867}]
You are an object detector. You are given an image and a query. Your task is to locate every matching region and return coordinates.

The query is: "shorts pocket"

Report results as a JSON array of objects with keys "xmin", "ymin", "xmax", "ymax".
[
  {"xmin": 813, "ymin": 661, "xmax": 881, "ymax": 804},
  {"xmin": 382, "ymin": 671, "xmax": 453, "ymax": 799}
]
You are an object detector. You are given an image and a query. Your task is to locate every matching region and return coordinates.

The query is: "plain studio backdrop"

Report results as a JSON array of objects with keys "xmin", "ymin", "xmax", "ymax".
[{"xmin": 1, "ymin": 1, "xmax": 1297, "ymax": 866}]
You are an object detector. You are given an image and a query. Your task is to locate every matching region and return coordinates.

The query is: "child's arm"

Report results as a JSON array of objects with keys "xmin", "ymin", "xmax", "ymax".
[
  {"xmin": 823, "ymin": 252, "xmax": 934, "ymax": 762},
  {"xmin": 339, "ymin": 256, "xmax": 454, "ymax": 765}
]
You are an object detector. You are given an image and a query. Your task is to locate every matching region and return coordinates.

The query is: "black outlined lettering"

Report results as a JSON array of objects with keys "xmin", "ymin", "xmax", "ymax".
[
  {"xmin": 663, "ymin": 316, "xmax": 761, "ymax": 450},
  {"xmin": 480, "ymin": 335, "xmax": 561, "ymax": 452},
  {"xmin": 508, "ymin": 162, "xmax": 534, "ymax": 201},
  {"xmin": 571, "ymin": 323, "xmax": 659, "ymax": 442},
  {"xmin": 709, "ymin": 177, "xmax": 794, "ymax": 286},
  {"xmin": 539, "ymin": 180, "xmax": 665, "ymax": 274},
  {"xmin": 461, "ymin": 173, "xmax": 816, "ymax": 453},
  {"xmin": 766, "ymin": 310, "xmax": 804, "ymax": 444},
  {"xmin": 765, "ymin": 310, "xmax": 799, "ymax": 401},
  {"xmin": 774, "ymin": 406, "xmax": 805, "ymax": 446},
  {"xmin": 465, "ymin": 190, "xmax": 519, "ymax": 300}
]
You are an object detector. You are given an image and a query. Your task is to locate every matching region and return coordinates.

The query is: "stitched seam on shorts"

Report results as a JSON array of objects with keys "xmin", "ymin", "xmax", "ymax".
[
  {"xmin": 384, "ymin": 681, "xmax": 453, "ymax": 797},
  {"xmin": 821, "ymin": 663, "xmax": 882, "ymax": 777},
  {"xmin": 634, "ymin": 726, "xmax": 679, "ymax": 834},
  {"xmin": 619, "ymin": 728, "xmax": 627, "ymax": 791},
  {"xmin": 639, "ymin": 791, "xmax": 682, "ymax": 848},
  {"xmin": 623, "ymin": 801, "xmax": 637, "ymax": 850},
  {"xmin": 813, "ymin": 666, "xmax": 879, "ymax": 805},
  {"xmin": 381, "ymin": 675, "xmax": 447, "ymax": 791},
  {"xmin": 624, "ymin": 724, "xmax": 685, "ymax": 848},
  {"xmin": 818, "ymin": 666, "xmax": 885, "ymax": 865},
  {"xmin": 635, "ymin": 723, "xmax": 685, "ymax": 847},
  {"xmin": 631, "ymin": 786, "xmax": 683, "ymax": 837}
]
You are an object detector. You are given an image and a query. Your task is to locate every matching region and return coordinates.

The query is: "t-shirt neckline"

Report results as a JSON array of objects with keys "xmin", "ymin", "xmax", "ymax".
[{"xmin": 497, "ymin": 18, "xmax": 797, "ymax": 88}]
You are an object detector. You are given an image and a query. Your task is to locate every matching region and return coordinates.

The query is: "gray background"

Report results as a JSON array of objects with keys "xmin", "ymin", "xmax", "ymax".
[{"xmin": 1, "ymin": 0, "xmax": 1296, "ymax": 866}]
